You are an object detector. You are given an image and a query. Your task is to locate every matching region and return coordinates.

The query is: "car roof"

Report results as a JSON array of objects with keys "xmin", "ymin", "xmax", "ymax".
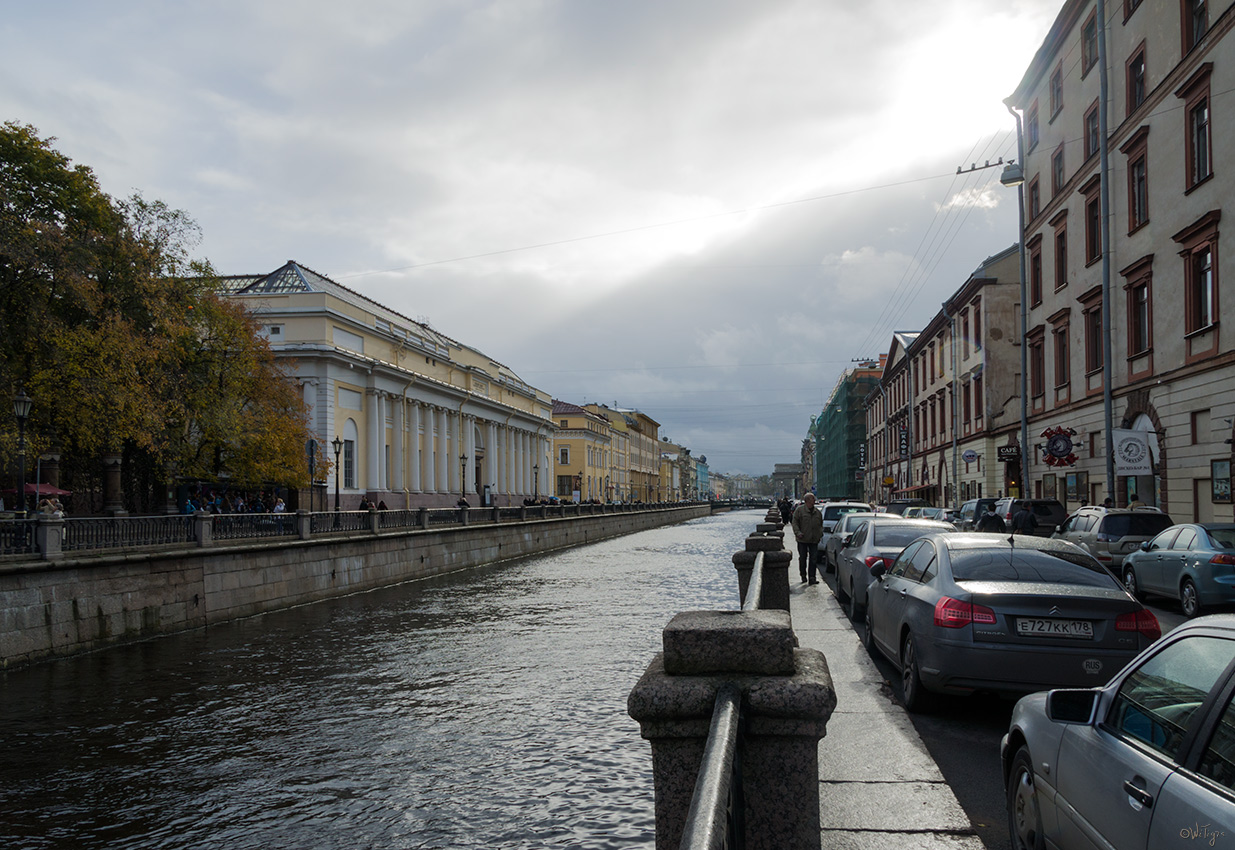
[{"xmin": 926, "ymin": 532, "xmax": 1088, "ymax": 554}]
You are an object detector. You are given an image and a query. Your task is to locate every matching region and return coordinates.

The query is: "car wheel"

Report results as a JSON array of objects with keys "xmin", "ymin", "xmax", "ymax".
[
  {"xmin": 1007, "ymin": 746, "xmax": 1044, "ymax": 850},
  {"xmin": 1122, "ymin": 565, "xmax": 1144, "ymax": 601},
  {"xmin": 1181, "ymin": 577, "xmax": 1202, "ymax": 618},
  {"xmin": 900, "ymin": 634, "xmax": 933, "ymax": 713},
  {"xmin": 861, "ymin": 607, "xmax": 874, "ymax": 651},
  {"xmin": 845, "ymin": 582, "xmax": 860, "ymax": 621}
]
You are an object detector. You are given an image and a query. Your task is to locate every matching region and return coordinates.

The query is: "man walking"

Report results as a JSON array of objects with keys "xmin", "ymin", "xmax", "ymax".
[
  {"xmin": 1011, "ymin": 502, "xmax": 1038, "ymax": 535},
  {"xmin": 791, "ymin": 493, "xmax": 825, "ymax": 584},
  {"xmin": 976, "ymin": 505, "xmax": 1006, "ymax": 533}
]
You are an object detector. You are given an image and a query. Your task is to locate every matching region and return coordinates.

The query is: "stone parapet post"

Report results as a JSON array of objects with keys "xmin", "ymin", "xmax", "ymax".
[
  {"xmin": 418, "ymin": 507, "xmax": 430, "ymax": 529},
  {"xmin": 368, "ymin": 509, "xmax": 380, "ymax": 534},
  {"xmin": 36, "ymin": 516, "xmax": 64, "ymax": 561},
  {"xmin": 193, "ymin": 511, "xmax": 213, "ymax": 547},
  {"xmin": 296, "ymin": 509, "xmax": 312, "ymax": 540},
  {"xmin": 733, "ymin": 534, "xmax": 789, "ymax": 611},
  {"xmin": 629, "ymin": 610, "xmax": 835, "ymax": 850}
]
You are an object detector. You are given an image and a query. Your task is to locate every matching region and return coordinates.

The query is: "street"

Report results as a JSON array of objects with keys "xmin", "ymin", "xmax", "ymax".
[{"xmin": 819, "ymin": 565, "xmax": 1190, "ymax": 850}]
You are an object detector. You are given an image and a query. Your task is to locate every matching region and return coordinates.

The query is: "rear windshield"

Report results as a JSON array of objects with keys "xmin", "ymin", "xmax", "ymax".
[
  {"xmin": 951, "ymin": 547, "xmax": 1116, "ymax": 587},
  {"xmin": 1208, "ymin": 529, "xmax": 1235, "ymax": 549},
  {"xmin": 1102, "ymin": 514, "xmax": 1173, "ymax": 537},
  {"xmin": 825, "ymin": 505, "xmax": 870, "ymax": 520},
  {"xmin": 1029, "ymin": 503, "xmax": 1062, "ymax": 517},
  {"xmin": 872, "ymin": 525, "xmax": 938, "ymax": 547}
]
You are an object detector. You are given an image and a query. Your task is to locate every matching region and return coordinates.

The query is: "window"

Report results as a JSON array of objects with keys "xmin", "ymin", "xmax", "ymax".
[
  {"xmin": 1127, "ymin": 45, "xmax": 1146, "ymax": 114},
  {"xmin": 1028, "ymin": 101, "xmax": 1040, "ymax": 150},
  {"xmin": 1130, "ymin": 157, "xmax": 1147, "ymax": 229},
  {"xmin": 1125, "ymin": 0, "xmax": 1143, "ymax": 19},
  {"xmin": 343, "ymin": 439, "xmax": 356, "ymax": 488},
  {"xmin": 1082, "ymin": 12, "xmax": 1098, "ymax": 75},
  {"xmin": 1053, "ymin": 325, "xmax": 1070, "ymax": 388},
  {"xmin": 559, "ymin": 446, "xmax": 570, "ymax": 465},
  {"xmin": 1183, "ymin": 0, "xmax": 1208, "ymax": 54},
  {"xmin": 1178, "ymin": 64, "xmax": 1213, "ymax": 191},
  {"xmin": 973, "ymin": 302, "xmax": 981, "ymax": 343},
  {"xmin": 557, "ymin": 475, "xmax": 574, "ymax": 497},
  {"xmin": 1029, "ymin": 236, "xmax": 1044, "ymax": 306},
  {"xmin": 1054, "ymin": 215, "xmax": 1069, "ymax": 290},
  {"xmin": 973, "ymin": 374, "xmax": 983, "ymax": 420},
  {"xmin": 1028, "ymin": 329, "xmax": 1045, "ymax": 399},
  {"xmin": 1052, "ymin": 145, "xmax": 1066, "ymax": 194},
  {"xmin": 1173, "ymin": 210, "xmax": 1220, "ymax": 334},
  {"xmin": 1050, "ymin": 64, "xmax": 1064, "ymax": 117},
  {"xmin": 961, "ymin": 312, "xmax": 970, "ymax": 357},
  {"xmin": 1122, "ymin": 257, "xmax": 1154, "ymax": 357},
  {"xmin": 963, "ymin": 381, "xmax": 972, "ymax": 424},
  {"xmin": 1081, "ymin": 290, "xmax": 1104, "ymax": 373},
  {"xmin": 1084, "ymin": 101, "xmax": 1100, "ymax": 160},
  {"xmin": 1028, "ymin": 176, "xmax": 1041, "ymax": 219},
  {"xmin": 1192, "ymin": 409, "xmax": 1210, "ymax": 444},
  {"xmin": 1085, "ymin": 192, "xmax": 1101, "ymax": 265}
]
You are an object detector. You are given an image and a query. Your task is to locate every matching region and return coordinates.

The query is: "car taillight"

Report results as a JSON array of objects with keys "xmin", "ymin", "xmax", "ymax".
[
  {"xmin": 1116, "ymin": 609, "xmax": 1161, "ymax": 641},
  {"xmin": 1211, "ymin": 553, "xmax": 1235, "ymax": 566},
  {"xmin": 864, "ymin": 556, "xmax": 885, "ymax": 572},
  {"xmin": 934, "ymin": 596, "xmax": 997, "ymax": 628}
]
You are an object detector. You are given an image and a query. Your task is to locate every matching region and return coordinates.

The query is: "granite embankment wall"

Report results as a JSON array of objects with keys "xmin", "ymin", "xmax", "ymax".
[{"xmin": 1, "ymin": 505, "xmax": 709, "ymax": 668}]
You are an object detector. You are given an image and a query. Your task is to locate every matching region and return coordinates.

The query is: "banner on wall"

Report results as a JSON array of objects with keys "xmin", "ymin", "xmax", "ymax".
[{"xmin": 1113, "ymin": 429, "xmax": 1152, "ymax": 475}]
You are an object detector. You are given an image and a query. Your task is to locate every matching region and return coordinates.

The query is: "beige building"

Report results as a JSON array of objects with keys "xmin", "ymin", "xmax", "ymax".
[
  {"xmin": 551, "ymin": 400, "xmax": 613, "ymax": 502},
  {"xmin": 1006, "ymin": 0, "xmax": 1235, "ymax": 519},
  {"xmin": 219, "ymin": 261, "xmax": 554, "ymax": 509}
]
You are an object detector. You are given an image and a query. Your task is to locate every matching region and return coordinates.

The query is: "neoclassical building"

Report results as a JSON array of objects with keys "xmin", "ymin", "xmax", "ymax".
[{"xmin": 219, "ymin": 261, "xmax": 554, "ymax": 509}]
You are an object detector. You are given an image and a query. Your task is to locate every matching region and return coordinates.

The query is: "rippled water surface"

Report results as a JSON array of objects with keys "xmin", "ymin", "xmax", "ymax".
[{"xmin": 0, "ymin": 510, "xmax": 760, "ymax": 849}]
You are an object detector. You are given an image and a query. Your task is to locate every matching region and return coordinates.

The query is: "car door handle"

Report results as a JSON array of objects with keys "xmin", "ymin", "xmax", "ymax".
[{"xmin": 1123, "ymin": 780, "xmax": 1153, "ymax": 808}]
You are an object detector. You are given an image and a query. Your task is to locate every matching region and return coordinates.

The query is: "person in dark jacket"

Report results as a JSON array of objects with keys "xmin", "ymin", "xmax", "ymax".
[
  {"xmin": 1011, "ymin": 504, "xmax": 1038, "ymax": 535},
  {"xmin": 976, "ymin": 506, "xmax": 1006, "ymax": 533},
  {"xmin": 778, "ymin": 496, "xmax": 793, "ymax": 524}
]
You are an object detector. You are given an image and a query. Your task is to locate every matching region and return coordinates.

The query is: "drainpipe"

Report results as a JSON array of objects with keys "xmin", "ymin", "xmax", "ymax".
[
  {"xmin": 1097, "ymin": 0, "xmax": 1116, "ymax": 504},
  {"xmin": 1005, "ymin": 103, "xmax": 1031, "ymax": 501},
  {"xmin": 945, "ymin": 299, "xmax": 959, "ymax": 511}
]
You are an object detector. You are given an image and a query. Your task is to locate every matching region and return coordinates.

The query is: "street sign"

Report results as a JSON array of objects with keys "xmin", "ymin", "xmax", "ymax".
[
  {"xmin": 882, "ymin": 476, "xmax": 894, "ymax": 486},
  {"xmin": 997, "ymin": 446, "xmax": 1021, "ymax": 462}
]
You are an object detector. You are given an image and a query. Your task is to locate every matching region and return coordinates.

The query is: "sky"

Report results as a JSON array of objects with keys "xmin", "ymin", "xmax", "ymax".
[{"xmin": 1, "ymin": 0, "xmax": 1063, "ymax": 477}]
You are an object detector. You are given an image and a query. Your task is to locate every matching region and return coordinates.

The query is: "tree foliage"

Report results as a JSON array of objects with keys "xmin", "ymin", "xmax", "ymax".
[{"xmin": 0, "ymin": 122, "xmax": 311, "ymax": 505}]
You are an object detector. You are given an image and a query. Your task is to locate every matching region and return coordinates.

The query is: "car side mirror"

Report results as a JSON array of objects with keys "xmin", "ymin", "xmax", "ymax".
[
  {"xmin": 842, "ymin": 534, "xmax": 853, "ymax": 547},
  {"xmin": 1046, "ymin": 689, "xmax": 1099, "ymax": 724},
  {"xmin": 870, "ymin": 563, "xmax": 886, "ymax": 580},
  {"xmin": 1140, "ymin": 541, "xmax": 1151, "ymax": 551}
]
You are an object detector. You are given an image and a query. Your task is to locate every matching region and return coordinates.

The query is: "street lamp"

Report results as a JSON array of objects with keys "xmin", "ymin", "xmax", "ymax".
[
  {"xmin": 331, "ymin": 435, "xmax": 343, "ymax": 523},
  {"xmin": 459, "ymin": 454, "xmax": 468, "ymax": 502},
  {"xmin": 532, "ymin": 463, "xmax": 539, "ymax": 499},
  {"xmin": 1000, "ymin": 138, "xmax": 1031, "ymax": 501},
  {"xmin": 12, "ymin": 389, "xmax": 32, "ymax": 519}
]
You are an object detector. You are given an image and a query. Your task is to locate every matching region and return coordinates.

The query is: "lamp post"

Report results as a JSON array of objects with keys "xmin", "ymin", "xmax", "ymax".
[
  {"xmin": 306, "ymin": 438, "xmax": 317, "ymax": 514},
  {"xmin": 331, "ymin": 436, "xmax": 343, "ymax": 524},
  {"xmin": 532, "ymin": 463, "xmax": 539, "ymax": 499},
  {"xmin": 999, "ymin": 135, "xmax": 1031, "ymax": 501},
  {"xmin": 13, "ymin": 390, "xmax": 32, "ymax": 519},
  {"xmin": 459, "ymin": 454, "xmax": 468, "ymax": 502}
]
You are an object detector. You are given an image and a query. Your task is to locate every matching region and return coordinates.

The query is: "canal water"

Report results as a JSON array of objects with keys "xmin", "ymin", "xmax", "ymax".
[{"xmin": 0, "ymin": 509, "xmax": 762, "ymax": 849}]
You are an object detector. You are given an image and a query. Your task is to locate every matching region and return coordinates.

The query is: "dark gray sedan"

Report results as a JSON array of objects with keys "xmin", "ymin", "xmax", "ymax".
[
  {"xmin": 863, "ymin": 533, "xmax": 1160, "ymax": 713},
  {"xmin": 834, "ymin": 517, "xmax": 954, "ymax": 621},
  {"xmin": 1121, "ymin": 523, "xmax": 1235, "ymax": 617},
  {"xmin": 1002, "ymin": 616, "xmax": 1235, "ymax": 850}
]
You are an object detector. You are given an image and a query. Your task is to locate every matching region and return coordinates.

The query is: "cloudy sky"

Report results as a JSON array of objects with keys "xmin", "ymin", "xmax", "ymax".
[{"xmin": 2, "ymin": 0, "xmax": 1062, "ymax": 476}]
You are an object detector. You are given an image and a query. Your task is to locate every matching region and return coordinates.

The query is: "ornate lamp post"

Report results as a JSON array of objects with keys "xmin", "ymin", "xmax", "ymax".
[
  {"xmin": 459, "ymin": 454, "xmax": 468, "ymax": 502},
  {"xmin": 331, "ymin": 435, "xmax": 343, "ymax": 523},
  {"xmin": 532, "ymin": 463, "xmax": 538, "ymax": 499},
  {"xmin": 13, "ymin": 390, "xmax": 32, "ymax": 519}
]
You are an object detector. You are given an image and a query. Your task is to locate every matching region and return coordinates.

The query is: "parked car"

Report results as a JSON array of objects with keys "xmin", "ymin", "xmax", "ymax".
[
  {"xmin": 815, "ymin": 500, "xmax": 873, "ymax": 557},
  {"xmin": 865, "ymin": 533, "xmax": 1161, "ymax": 714},
  {"xmin": 958, "ymin": 498, "xmax": 998, "ymax": 531},
  {"xmin": 822, "ymin": 511, "xmax": 877, "ymax": 573},
  {"xmin": 1121, "ymin": 522, "xmax": 1235, "ymax": 617},
  {"xmin": 834, "ymin": 517, "xmax": 955, "ymax": 621},
  {"xmin": 1053, "ymin": 506, "xmax": 1174, "ymax": 573},
  {"xmin": 885, "ymin": 498, "xmax": 928, "ymax": 516},
  {"xmin": 1002, "ymin": 615, "xmax": 1235, "ymax": 850},
  {"xmin": 992, "ymin": 498, "xmax": 1066, "ymax": 537}
]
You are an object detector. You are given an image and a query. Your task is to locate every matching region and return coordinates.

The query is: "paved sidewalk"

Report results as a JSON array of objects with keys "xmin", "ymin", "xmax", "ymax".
[{"xmin": 789, "ymin": 573, "xmax": 986, "ymax": 849}]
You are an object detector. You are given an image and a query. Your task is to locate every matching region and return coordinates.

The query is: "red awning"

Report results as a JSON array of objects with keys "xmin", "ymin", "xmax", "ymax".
[
  {"xmin": 1, "ymin": 483, "xmax": 73, "ymax": 497},
  {"xmin": 893, "ymin": 484, "xmax": 936, "ymax": 494}
]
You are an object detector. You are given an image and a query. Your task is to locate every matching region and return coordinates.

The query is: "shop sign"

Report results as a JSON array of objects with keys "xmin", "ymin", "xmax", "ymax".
[{"xmin": 997, "ymin": 446, "xmax": 1021, "ymax": 462}]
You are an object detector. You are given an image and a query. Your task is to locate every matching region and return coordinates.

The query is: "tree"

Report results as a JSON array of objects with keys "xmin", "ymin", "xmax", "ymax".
[{"xmin": 0, "ymin": 122, "xmax": 311, "ymax": 510}]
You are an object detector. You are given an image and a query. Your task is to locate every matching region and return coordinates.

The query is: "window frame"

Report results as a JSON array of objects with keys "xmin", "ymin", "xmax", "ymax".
[
  {"xmin": 1050, "ymin": 63, "xmax": 1064, "ymax": 119},
  {"xmin": 1028, "ymin": 100, "xmax": 1040, "ymax": 151},
  {"xmin": 1081, "ymin": 10, "xmax": 1099, "ymax": 76},
  {"xmin": 1052, "ymin": 144, "xmax": 1066, "ymax": 195},
  {"xmin": 1121, "ymin": 126, "xmax": 1150, "ymax": 233},
  {"xmin": 1084, "ymin": 99, "xmax": 1101, "ymax": 161},
  {"xmin": 1080, "ymin": 287, "xmax": 1105, "ymax": 375},
  {"xmin": 1177, "ymin": 63, "xmax": 1213, "ymax": 192},
  {"xmin": 1182, "ymin": 0, "xmax": 1209, "ymax": 54},
  {"xmin": 1028, "ymin": 175, "xmax": 1041, "ymax": 220},
  {"xmin": 1172, "ymin": 210, "xmax": 1221, "ymax": 338},
  {"xmin": 1028, "ymin": 234, "xmax": 1044, "ymax": 307},
  {"xmin": 1084, "ymin": 181, "xmax": 1102, "ymax": 267},
  {"xmin": 1027, "ymin": 325, "xmax": 1046, "ymax": 402},
  {"xmin": 1052, "ymin": 211, "xmax": 1069, "ymax": 291},
  {"xmin": 1126, "ymin": 42, "xmax": 1147, "ymax": 115}
]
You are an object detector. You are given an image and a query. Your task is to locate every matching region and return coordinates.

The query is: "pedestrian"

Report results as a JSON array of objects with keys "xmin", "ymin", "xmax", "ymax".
[
  {"xmin": 778, "ymin": 496, "xmax": 793, "ymax": 525},
  {"xmin": 976, "ymin": 505, "xmax": 1006, "ymax": 533},
  {"xmin": 791, "ymin": 493, "xmax": 825, "ymax": 585},
  {"xmin": 1129, "ymin": 498, "xmax": 1145, "ymax": 508},
  {"xmin": 1011, "ymin": 502, "xmax": 1038, "ymax": 535},
  {"xmin": 1102, "ymin": 497, "xmax": 1114, "ymax": 508}
]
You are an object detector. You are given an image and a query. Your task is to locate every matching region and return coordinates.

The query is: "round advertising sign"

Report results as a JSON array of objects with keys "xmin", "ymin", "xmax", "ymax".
[{"xmin": 962, "ymin": 449, "xmax": 978, "ymax": 463}]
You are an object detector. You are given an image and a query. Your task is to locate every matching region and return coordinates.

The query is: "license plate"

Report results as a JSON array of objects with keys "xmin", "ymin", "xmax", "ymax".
[{"xmin": 1016, "ymin": 618, "xmax": 1094, "ymax": 639}]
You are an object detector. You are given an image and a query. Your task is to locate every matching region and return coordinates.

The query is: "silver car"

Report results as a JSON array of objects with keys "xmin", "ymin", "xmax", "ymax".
[
  {"xmin": 1121, "ymin": 522, "xmax": 1235, "ymax": 617},
  {"xmin": 1002, "ymin": 616, "xmax": 1235, "ymax": 850},
  {"xmin": 821, "ymin": 511, "xmax": 876, "ymax": 573},
  {"xmin": 834, "ymin": 517, "xmax": 954, "ymax": 621}
]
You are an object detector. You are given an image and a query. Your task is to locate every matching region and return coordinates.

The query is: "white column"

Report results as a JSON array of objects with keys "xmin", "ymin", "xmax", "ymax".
[
  {"xmin": 521, "ymin": 431, "xmax": 531, "ymax": 495},
  {"xmin": 409, "ymin": 402, "xmax": 422, "ymax": 493},
  {"xmin": 392, "ymin": 395, "xmax": 404, "ymax": 492},
  {"xmin": 367, "ymin": 389, "xmax": 382, "ymax": 492},
  {"xmin": 464, "ymin": 415, "xmax": 476, "ymax": 495},
  {"xmin": 498, "ymin": 425, "xmax": 508, "ymax": 494},
  {"xmin": 434, "ymin": 407, "xmax": 447, "ymax": 493},
  {"xmin": 487, "ymin": 421, "xmax": 498, "ymax": 497}
]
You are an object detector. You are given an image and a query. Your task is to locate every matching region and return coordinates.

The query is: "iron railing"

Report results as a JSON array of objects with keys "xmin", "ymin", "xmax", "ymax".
[
  {"xmin": 679, "ymin": 683, "xmax": 745, "ymax": 850},
  {"xmin": 212, "ymin": 513, "xmax": 297, "ymax": 541},
  {"xmin": 62, "ymin": 515, "xmax": 194, "ymax": 552},
  {"xmin": 0, "ymin": 519, "xmax": 37, "ymax": 556}
]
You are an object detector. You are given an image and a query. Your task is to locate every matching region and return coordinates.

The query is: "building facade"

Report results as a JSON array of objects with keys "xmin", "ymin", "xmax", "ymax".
[
  {"xmin": 813, "ymin": 359, "xmax": 882, "ymax": 500},
  {"xmin": 1007, "ymin": 0, "xmax": 1235, "ymax": 519},
  {"xmin": 219, "ymin": 261, "xmax": 554, "ymax": 509}
]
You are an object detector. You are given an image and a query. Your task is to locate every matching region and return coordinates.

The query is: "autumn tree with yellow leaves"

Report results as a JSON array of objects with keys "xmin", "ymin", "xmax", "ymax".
[{"xmin": 0, "ymin": 122, "xmax": 312, "ymax": 512}]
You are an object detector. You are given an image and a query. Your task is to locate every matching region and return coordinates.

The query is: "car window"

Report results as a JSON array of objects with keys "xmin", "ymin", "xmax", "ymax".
[
  {"xmin": 1198, "ymin": 689, "xmax": 1235, "ymax": 791},
  {"xmin": 1102, "ymin": 513, "xmax": 1174, "ymax": 537},
  {"xmin": 849, "ymin": 523, "xmax": 868, "ymax": 547},
  {"xmin": 1148, "ymin": 529, "xmax": 1180, "ymax": 551},
  {"xmin": 1173, "ymin": 528, "xmax": 1198, "ymax": 550},
  {"xmin": 1107, "ymin": 636, "xmax": 1235, "ymax": 761},
  {"xmin": 888, "ymin": 541, "xmax": 924, "ymax": 578},
  {"xmin": 1032, "ymin": 503, "xmax": 1060, "ymax": 518},
  {"xmin": 949, "ymin": 548, "xmax": 1116, "ymax": 587},
  {"xmin": 1208, "ymin": 528, "xmax": 1235, "ymax": 549},
  {"xmin": 903, "ymin": 542, "xmax": 935, "ymax": 582},
  {"xmin": 872, "ymin": 525, "xmax": 935, "ymax": 548}
]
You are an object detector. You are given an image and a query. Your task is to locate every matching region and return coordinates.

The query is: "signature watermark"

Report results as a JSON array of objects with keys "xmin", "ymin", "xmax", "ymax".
[{"xmin": 1181, "ymin": 823, "xmax": 1226, "ymax": 846}]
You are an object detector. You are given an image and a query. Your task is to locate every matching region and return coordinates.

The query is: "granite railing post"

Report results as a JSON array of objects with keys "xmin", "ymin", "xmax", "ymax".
[
  {"xmin": 733, "ymin": 534, "xmax": 790, "ymax": 611},
  {"xmin": 296, "ymin": 509, "xmax": 312, "ymax": 540},
  {"xmin": 419, "ymin": 507, "xmax": 430, "ymax": 529},
  {"xmin": 193, "ymin": 511, "xmax": 213, "ymax": 547},
  {"xmin": 491, "ymin": 505, "xmax": 500, "ymax": 523},
  {"xmin": 36, "ymin": 516, "xmax": 64, "ymax": 561},
  {"xmin": 459, "ymin": 506, "xmax": 469, "ymax": 526},
  {"xmin": 628, "ymin": 611, "xmax": 835, "ymax": 850}
]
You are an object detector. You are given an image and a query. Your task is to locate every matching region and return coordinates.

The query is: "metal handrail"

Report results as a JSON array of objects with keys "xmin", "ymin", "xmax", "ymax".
[
  {"xmin": 679, "ymin": 683, "xmax": 745, "ymax": 850},
  {"xmin": 741, "ymin": 551, "xmax": 764, "ymax": 612}
]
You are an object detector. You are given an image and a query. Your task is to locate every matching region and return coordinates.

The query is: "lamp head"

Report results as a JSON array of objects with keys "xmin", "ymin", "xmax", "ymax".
[
  {"xmin": 331, "ymin": 435, "xmax": 343, "ymax": 455},
  {"xmin": 13, "ymin": 389, "xmax": 32, "ymax": 422},
  {"xmin": 1000, "ymin": 161, "xmax": 1025, "ymax": 188}
]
